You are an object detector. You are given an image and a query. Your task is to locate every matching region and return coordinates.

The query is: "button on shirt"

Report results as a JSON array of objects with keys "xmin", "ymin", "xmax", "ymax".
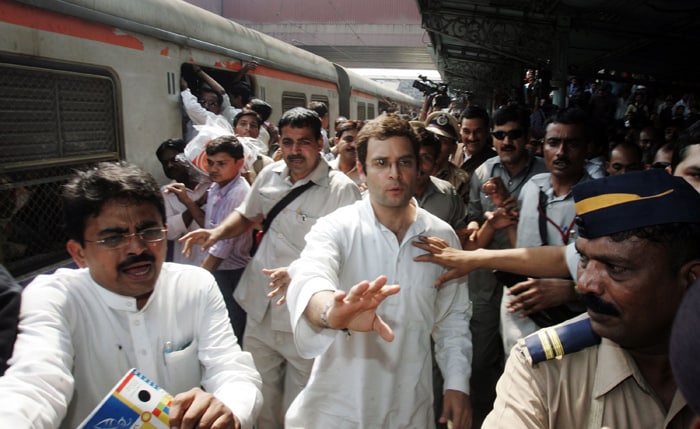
[
  {"xmin": 234, "ymin": 158, "xmax": 361, "ymax": 332},
  {"xmin": 286, "ymin": 199, "xmax": 472, "ymax": 428},
  {"xmin": 205, "ymin": 174, "xmax": 252, "ymax": 270},
  {"xmin": 484, "ymin": 336, "xmax": 694, "ymax": 428},
  {"xmin": 0, "ymin": 263, "xmax": 262, "ymax": 429}
]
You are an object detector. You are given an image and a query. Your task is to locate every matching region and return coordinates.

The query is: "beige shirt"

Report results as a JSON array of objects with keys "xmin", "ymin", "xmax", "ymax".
[{"xmin": 484, "ymin": 337, "xmax": 694, "ymax": 429}]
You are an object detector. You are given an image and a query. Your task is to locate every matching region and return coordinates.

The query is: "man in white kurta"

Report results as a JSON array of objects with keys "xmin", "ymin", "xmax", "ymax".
[
  {"xmin": 1, "ymin": 264, "xmax": 262, "ymax": 429},
  {"xmin": 285, "ymin": 113, "xmax": 472, "ymax": 428},
  {"xmin": 0, "ymin": 162, "xmax": 262, "ymax": 429}
]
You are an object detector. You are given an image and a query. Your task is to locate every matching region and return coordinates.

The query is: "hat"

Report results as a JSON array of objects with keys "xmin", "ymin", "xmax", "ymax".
[
  {"xmin": 425, "ymin": 112, "xmax": 459, "ymax": 141},
  {"xmin": 573, "ymin": 169, "xmax": 700, "ymax": 239},
  {"xmin": 671, "ymin": 278, "xmax": 700, "ymax": 415}
]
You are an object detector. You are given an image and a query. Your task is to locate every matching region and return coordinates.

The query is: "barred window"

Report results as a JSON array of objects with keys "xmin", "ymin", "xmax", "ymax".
[
  {"xmin": 357, "ymin": 102, "xmax": 366, "ymax": 120},
  {"xmin": 0, "ymin": 61, "xmax": 120, "ymax": 279},
  {"xmin": 282, "ymin": 92, "xmax": 307, "ymax": 114}
]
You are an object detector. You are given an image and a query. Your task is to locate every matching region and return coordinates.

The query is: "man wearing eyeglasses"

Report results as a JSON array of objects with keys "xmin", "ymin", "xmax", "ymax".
[
  {"xmin": 0, "ymin": 162, "xmax": 262, "ymax": 428},
  {"xmin": 464, "ymin": 104, "xmax": 547, "ymax": 428},
  {"xmin": 181, "ymin": 107, "xmax": 361, "ymax": 429}
]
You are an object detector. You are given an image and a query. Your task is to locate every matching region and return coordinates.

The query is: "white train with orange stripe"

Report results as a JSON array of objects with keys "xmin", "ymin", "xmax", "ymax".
[{"xmin": 0, "ymin": 0, "xmax": 420, "ymax": 279}]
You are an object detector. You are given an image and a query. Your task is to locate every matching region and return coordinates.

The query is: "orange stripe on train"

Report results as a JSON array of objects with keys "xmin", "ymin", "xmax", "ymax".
[{"xmin": 0, "ymin": 0, "xmax": 144, "ymax": 51}]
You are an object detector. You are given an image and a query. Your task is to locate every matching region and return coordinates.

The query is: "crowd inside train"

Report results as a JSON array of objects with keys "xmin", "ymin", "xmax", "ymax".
[{"xmin": 1, "ymin": 63, "xmax": 700, "ymax": 429}]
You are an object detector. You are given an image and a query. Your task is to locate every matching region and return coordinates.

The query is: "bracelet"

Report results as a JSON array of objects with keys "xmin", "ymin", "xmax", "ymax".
[
  {"xmin": 320, "ymin": 300, "xmax": 351, "ymax": 336},
  {"xmin": 320, "ymin": 300, "xmax": 333, "ymax": 329}
]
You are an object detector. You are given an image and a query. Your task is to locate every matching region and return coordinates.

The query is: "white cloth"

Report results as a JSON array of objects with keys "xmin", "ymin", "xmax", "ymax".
[
  {"xmin": 234, "ymin": 158, "xmax": 361, "ymax": 332},
  {"xmin": 0, "ymin": 263, "xmax": 262, "ymax": 429},
  {"xmin": 180, "ymin": 88, "xmax": 232, "ymax": 126},
  {"xmin": 285, "ymin": 199, "xmax": 472, "ymax": 428},
  {"xmin": 500, "ymin": 172, "xmax": 588, "ymax": 352},
  {"xmin": 162, "ymin": 180, "xmax": 209, "ymax": 265}
]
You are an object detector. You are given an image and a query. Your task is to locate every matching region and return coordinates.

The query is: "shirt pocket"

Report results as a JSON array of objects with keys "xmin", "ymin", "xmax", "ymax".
[{"xmin": 164, "ymin": 339, "xmax": 201, "ymax": 394}]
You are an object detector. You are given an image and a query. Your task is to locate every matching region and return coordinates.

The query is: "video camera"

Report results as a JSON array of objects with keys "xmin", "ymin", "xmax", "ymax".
[
  {"xmin": 413, "ymin": 75, "xmax": 451, "ymax": 109},
  {"xmin": 412, "ymin": 74, "xmax": 448, "ymax": 97}
]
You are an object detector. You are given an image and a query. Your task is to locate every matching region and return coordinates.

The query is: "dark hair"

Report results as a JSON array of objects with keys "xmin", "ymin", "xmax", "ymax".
[
  {"xmin": 492, "ymin": 104, "xmax": 530, "ymax": 132},
  {"xmin": 459, "ymin": 105, "xmax": 490, "ymax": 128},
  {"xmin": 155, "ymin": 138, "xmax": 185, "ymax": 159},
  {"xmin": 672, "ymin": 120, "xmax": 700, "ymax": 172},
  {"xmin": 544, "ymin": 107, "xmax": 591, "ymax": 141},
  {"xmin": 197, "ymin": 86, "xmax": 223, "ymax": 106},
  {"xmin": 206, "ymin": 135, "xmax": 245, "ymax": 159},
  {"xmin": 609, "ymin": 141, "xmax": 643, "ymax": 163},
  {"xmin": 233, "ymin": 109, "xmax": 262, "ymax": 128},
  {"xmin": 248, "ymin": 99, "xmax": 272, "ymax": 122},
  {"xmin": 335, "ymin": 120, "xmax": 363, "ymax": 138},
  {"xmin": 62, "ymin": 162, "xmax": 165, "ymax": 245},
  {"xmin": 228, "ymin": 81, "xmax": 252, "ymax": 105},
  {"xmin": 610, "ymin": 223, "xmax": 700, "ymax": 273},
  {"xmin": 278, "ymin": 107, "xmax": 322, "ymax": 139},
  {"xmin": 308, "ymin": 101, "xmax": 329, "ymax": 118},
  {"xmin": 414, "ymin": 125, "xmax": 441, "ymax": 159},
  {"xmin": 356, "ymin": 113, "xmax": 419, "ymax": 171}
]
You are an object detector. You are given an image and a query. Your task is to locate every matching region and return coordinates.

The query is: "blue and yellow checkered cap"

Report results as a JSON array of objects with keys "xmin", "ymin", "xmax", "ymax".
[{"xmin": 573, "ymin": 169, "xmax": 700, "ymax": 239}]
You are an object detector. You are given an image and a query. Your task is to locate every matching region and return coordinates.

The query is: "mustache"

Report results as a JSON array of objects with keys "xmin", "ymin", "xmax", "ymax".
[
  {"xmin": 501, "ymin": 144, "xmax": 516, "ymax": 151},
  {"xmin": 287, "ymin": 155, "xmax": 305, "ymax": 162},
  {"xmin": 577, "ymin": 293, "xmax": 621, "ymax": 316},
  {"xmin": 117, "ymin": 253, "xmax": 156, "ymax": 271}
]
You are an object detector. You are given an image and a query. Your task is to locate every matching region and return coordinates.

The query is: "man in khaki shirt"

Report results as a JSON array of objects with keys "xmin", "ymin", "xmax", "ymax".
[{"xmin": 415, "ymin": 169, "xmax": 700, "ymax": 428}]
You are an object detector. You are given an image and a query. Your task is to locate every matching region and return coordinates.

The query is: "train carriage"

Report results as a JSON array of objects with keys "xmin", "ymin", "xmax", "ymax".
[{"xmin": 0, "ymin": 0, "xmax": 420, "ymax": 280}]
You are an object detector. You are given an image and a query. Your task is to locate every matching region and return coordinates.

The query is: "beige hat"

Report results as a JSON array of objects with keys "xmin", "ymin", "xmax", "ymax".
[{"xmin": 425, "ymin": 111, "xmax": 459, "ymax": 141}]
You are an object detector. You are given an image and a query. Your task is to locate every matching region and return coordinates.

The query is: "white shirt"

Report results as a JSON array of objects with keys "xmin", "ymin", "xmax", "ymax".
[
  {"xmin": 0, "ymin": 263, "xmax": 262, "ymax": 429},
  {"xmin": 285, "ymin": 199, "xmax": 472, "ymax": 428},
  {"xmin": 234, "ymin": 158, "xmax": 361, "ymax": 332},
  {"xmin": 162, "ymin": 180, "xmax": 209, "ymax": 265},
  {"xmin": 180, "ymin": 88, "xmax": 232, "ymax": 126}
]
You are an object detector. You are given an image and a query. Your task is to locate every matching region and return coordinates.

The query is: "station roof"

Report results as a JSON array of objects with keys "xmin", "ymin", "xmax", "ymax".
[{"xmin": 416, "ymin": 0, "xmax": 700, "ymax": 98}]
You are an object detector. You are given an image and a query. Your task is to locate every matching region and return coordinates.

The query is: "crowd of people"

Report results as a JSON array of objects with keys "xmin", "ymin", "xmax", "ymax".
[{"xmin": 1, "ymin": 64, "xmax": 700, "ymax": 429}]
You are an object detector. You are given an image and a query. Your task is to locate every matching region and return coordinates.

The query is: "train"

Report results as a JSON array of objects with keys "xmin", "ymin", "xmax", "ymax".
[{"xmin": 0, "ymin": 0, "xmax": 421, "ymax": 280}]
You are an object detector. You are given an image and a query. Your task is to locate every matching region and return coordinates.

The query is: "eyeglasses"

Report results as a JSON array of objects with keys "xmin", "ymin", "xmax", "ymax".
[
  {"xmin": 491, "ymin": 129, "xmax": 524, "ymax": 141},
  {"xmin": 86, "ymin": 228, "xmax": 167, "ymax": 249},
  {"xmin": 198, "ymin": 100, "xmax": 220, "ymax": 107}
]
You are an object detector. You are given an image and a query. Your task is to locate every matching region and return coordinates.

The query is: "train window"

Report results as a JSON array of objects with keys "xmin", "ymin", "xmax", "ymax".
[
  {"xmin": 367, "ymin": 103, "xmax": 376, "ymax": 119},
  {"xmin": 310, "ymin": 95, "xmax": 329, "ymax": 107},
  {"xmin": 0, "ymin": 60, "xmax": 120, "ymax": 279},
  {"xmin": 259, "ymin": 86, "xmax": 266, "ymax": 101},
  {"xmin": 357, "ymin": 102, "xmax": 366, "ymax": 120},
  {"xmin": 282, "ymin": 92, "xmax": 307, "ymax": 113}
]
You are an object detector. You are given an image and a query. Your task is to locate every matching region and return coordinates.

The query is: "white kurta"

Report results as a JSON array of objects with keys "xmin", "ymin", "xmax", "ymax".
[
  {"xmin": 286, "ymin": 199, "xmax": 473, "ymax": 428},
  {"xmin": 0, "ymin": 263, "xmax": 262, "ymax": 429},
  {"xmin": 162, "ymin": 180, "xmax": 209, "ymax": 265}
]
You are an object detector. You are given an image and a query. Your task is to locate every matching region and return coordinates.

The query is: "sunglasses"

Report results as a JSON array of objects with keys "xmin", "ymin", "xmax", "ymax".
[
  {"xmin": 651, "ymin": 161, "xmax": 671, "ymax": 169},
  {"xmin": 491, "ymin": 129, "xmax": 524, "ymax": 141}
]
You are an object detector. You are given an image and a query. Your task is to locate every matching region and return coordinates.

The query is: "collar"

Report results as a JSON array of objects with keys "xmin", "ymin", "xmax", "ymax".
[
  {"xmin": 92, "ymin": 274, "xmax": 153, "ymax": 313},
  {"xmin": 359, "ymin": 197, "xmax": 427, "ymax": 245},
  {"xmin": 592, "ymin": 339, "xmax": 688, "ymax": 419}
]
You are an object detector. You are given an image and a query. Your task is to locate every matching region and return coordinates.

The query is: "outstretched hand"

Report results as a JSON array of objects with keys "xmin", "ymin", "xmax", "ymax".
[
  {"xmin": 413, "ymin": 236, "xmax": 473, "ymax": 286},
  {"xmin": 264, "ymin": 267, "xmax": 290, "ymax": 306},
  {"xmin": 324, "ymin": 275, "xmax": 400, "ymax": 342},
  {"xmin": 179, "ymin": 228, "xmax": 219, "ymax": 259}
]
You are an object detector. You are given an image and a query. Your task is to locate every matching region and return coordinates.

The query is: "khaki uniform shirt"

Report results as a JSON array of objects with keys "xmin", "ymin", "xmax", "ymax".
[{"xmin": 484, "ymin": 337, "xmax": 694, "ymax": 429}]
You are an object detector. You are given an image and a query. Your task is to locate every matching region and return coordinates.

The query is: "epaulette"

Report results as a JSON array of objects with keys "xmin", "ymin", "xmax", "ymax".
[{"xmin": 524, "ymin": 317, "xmax": 601, "ymax": 365}]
